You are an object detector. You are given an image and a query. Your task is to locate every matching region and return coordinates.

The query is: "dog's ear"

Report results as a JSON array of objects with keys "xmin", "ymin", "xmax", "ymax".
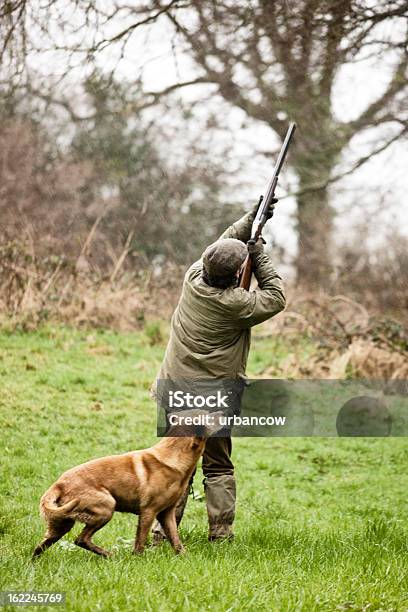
[
  {"xmin": 195, "ymin": 424, "xmax": 206, "ymax": 438},
  {"xmin": 191, "ymin": 426, "xmax": 205, "ymax": 449}
]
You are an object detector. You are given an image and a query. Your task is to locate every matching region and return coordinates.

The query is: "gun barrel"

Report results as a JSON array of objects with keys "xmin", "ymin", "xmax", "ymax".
[
  {"xmin": 263, "ymin": 122, "xmax": 296, "ymax": 205},
  {"xmin": 240, "ymin": 121, "xmax": 297, "ymax": 289},
  {"xmin": 274, "ymin": 122, "xmax": 296, "ymax": 176}
]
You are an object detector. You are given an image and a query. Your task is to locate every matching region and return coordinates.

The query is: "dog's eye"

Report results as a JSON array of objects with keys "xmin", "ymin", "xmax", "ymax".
[{"xmin": 191, "ymin": 439, "xmax": 204, "ymax": 449}]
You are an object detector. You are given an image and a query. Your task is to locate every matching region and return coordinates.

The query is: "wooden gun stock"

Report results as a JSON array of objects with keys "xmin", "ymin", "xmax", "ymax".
[{"xmin": 239, "ymin": 254, "xmax": 253, "ymax": 290}]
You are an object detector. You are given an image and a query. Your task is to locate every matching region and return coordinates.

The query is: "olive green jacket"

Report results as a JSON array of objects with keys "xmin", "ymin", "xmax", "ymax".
[{"xmin": 157, "ymin": 212, "xmax": 285, "ymax": 381}]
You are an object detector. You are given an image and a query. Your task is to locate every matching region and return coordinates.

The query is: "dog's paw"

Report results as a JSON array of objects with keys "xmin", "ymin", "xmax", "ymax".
[{"xmin": 102, "ymin": 550, "xmax": 113, "ymax": 558}]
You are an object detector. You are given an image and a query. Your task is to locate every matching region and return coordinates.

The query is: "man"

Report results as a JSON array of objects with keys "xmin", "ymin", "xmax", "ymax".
[{"xmin": 153, "ymin": 199, "xmax": 286, "ymax": 542}]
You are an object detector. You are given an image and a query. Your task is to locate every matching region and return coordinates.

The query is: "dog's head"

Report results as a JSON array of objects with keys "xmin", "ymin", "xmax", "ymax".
[{"xmin": 167, "ymin": 409, "xmax": 226, "ymax": 439}]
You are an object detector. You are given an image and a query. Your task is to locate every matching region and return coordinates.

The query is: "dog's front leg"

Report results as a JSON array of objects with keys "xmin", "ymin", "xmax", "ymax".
[
  {"xmin": 157, "ymin": 507, "xmax": 185, "ymax": 555},
  {"xmin": 133, "ymin": 509, "xmax": 156, "ymax": 554}
]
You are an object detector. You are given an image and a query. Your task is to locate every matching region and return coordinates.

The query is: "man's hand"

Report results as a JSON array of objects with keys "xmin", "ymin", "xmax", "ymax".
[
  {"xmin": 251, "ymin": 197, "xmax": 278, "ymax": 220},
  {"xmin": 248, "ymin": 237, "xmax": 266, "ymax": 257}
]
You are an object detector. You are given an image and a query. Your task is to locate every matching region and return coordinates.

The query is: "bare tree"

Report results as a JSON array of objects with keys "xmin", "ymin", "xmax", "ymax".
[{"xmin": 153, "ymin": 0, "xmax": 408, "ymax": 285}]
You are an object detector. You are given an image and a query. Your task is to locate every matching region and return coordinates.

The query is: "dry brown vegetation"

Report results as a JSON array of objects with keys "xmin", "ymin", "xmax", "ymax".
[
  {"xmin": 1, "ymin": 236, "xmax": 406, "ymax": 384},
  {"xmin": 262, "ymin": 292, "xmax": 407, "ymax": 382},
  {"xmin": 0, "ymin": 239, "xmax": 183, "ymax": 331}
]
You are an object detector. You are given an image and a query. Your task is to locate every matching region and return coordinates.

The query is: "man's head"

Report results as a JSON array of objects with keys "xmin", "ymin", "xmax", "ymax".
[{"xmin": 202, "ymin": 239, "xmax": 247, "ymax": 288}]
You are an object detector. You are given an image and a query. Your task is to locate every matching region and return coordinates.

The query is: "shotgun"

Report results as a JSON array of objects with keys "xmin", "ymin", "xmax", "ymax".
[{"xmin": 239, "ymin": 122, "xmax": 296, "ymax": 290}]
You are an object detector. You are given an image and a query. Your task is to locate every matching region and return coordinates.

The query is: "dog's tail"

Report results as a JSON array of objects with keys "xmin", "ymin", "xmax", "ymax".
[{"xmin": 40, "ymin": 485, "xmax": 78, "ymax": 520}]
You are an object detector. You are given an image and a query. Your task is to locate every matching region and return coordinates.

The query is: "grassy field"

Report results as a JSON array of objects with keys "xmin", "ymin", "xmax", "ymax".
[{"xmin": 1, "ymin": 324, "xmax": 407, "ymax": 611}]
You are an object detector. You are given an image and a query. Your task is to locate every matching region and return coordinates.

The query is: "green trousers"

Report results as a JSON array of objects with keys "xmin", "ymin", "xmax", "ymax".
[
  {"xmin": 153, "ymin": 437, "xmax": 236, "ymax": 539},
  {"xmin": 203, "ymin": 437, "xmax": 236, "ymax": 538},
  {"xmin": 203, "ymin": 436, "xmax": 234, "ymax": 477}
]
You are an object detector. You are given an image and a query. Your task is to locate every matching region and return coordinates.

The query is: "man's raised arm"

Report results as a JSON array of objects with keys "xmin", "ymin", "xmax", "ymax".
[
  {"xmin": 234, "ymin": 239, "xmax": 286, "ymax": 328},
  {"xmin": 219, "ymin": 198, "xmax": 277, "ymax": 243}
]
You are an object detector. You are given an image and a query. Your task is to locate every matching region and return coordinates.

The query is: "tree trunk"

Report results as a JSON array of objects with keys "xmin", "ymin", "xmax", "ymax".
[
  {"xmin": 295, "ymin": 181, "xmax": 334, "ymax": 288},
  {"xmin": 293, "ymin": 148, "xmax": 337, "ymax": 289}
]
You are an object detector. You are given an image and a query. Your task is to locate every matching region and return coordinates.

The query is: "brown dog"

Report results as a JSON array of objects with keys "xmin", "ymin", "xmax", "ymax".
[{"xmin": 33, "ymin": 410, "xmax": 223, "ymax": 558}]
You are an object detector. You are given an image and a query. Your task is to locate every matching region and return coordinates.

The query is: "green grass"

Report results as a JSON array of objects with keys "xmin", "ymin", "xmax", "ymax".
[{"xmin": 0, "ymin": 325, "xmax": 407, "ymax": 611}]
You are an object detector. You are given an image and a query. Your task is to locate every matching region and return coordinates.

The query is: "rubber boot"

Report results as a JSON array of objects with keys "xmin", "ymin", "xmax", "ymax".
[
  {"xmin": 152, "ymin": 484, "xmax": 190, "ymax": 545},
  {"xmin": 204, "ymin": 474, "xmax": 236, "ymax": 541}
]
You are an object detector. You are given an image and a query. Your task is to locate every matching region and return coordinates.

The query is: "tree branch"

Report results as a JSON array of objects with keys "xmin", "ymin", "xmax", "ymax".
[
  {"xmin": 284, "ymin": 125, "xmax": 408, "ymax": 199},
  {"xmin": 26, "ymin": 77, "xmax": 213, "ymax": 121},
  {"xmin": 343, "ymin": 54, "xmax": 408, "ymax": 138},
  {"xmin": 166, "ymin": 6, "xmax": 287, "ymax": 135},
  {"xmin": 140, "ymin": 77, "xmax": 214, "ymax": 108},
  {"xmin": 319, "ymin": 0, "xmax": 352, "ymax": 97},
  {"xmin": 92, "ymin": 0, "xmax": 185, "ymax": 51}
]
